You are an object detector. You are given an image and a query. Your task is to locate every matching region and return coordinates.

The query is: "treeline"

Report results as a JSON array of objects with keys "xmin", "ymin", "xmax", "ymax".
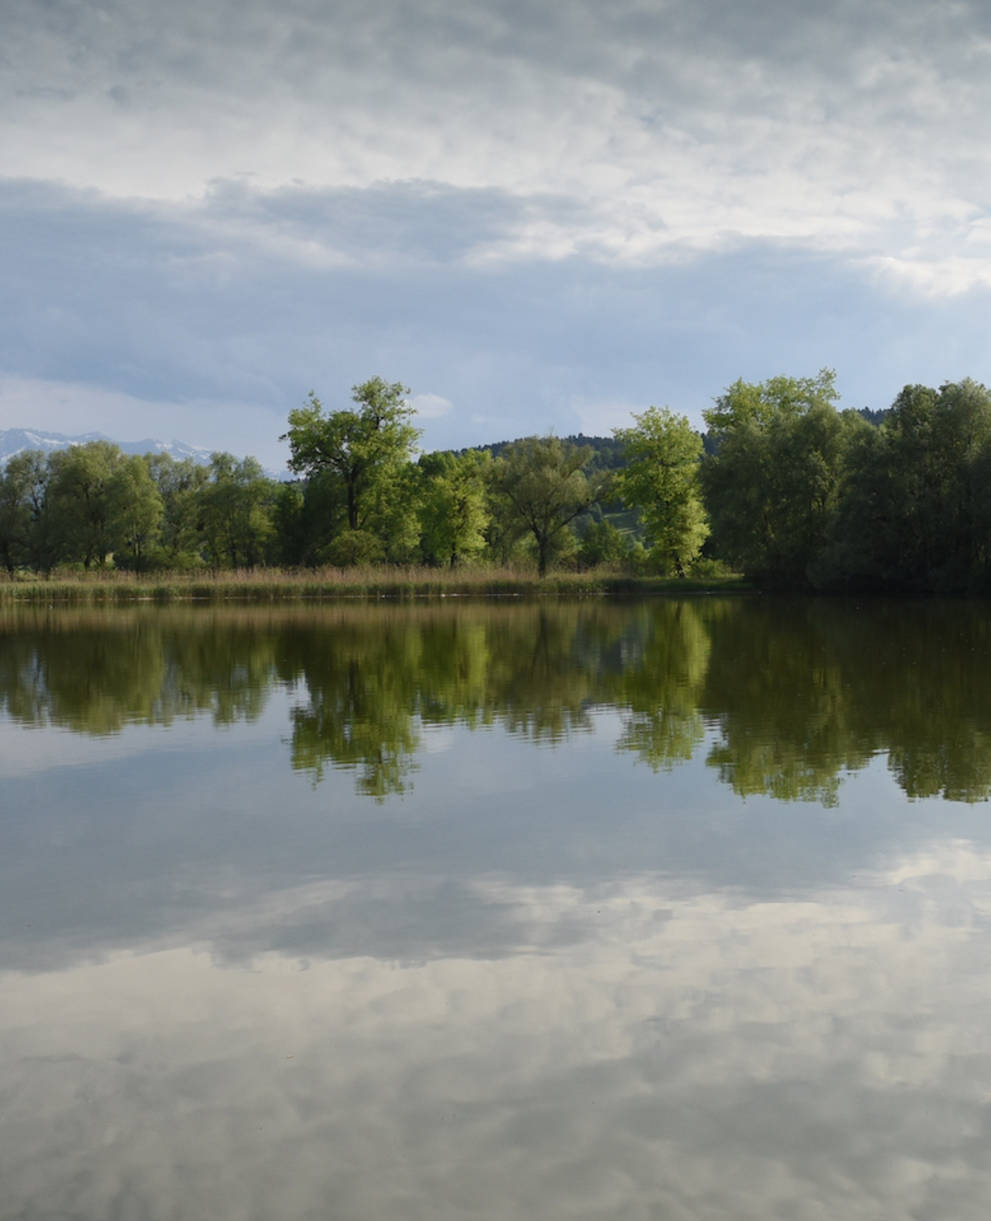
[
  {"xmin": 0, "ymin": 378, "xmax": 654, "ymax": 578},
  {"xmin": 701, "ymin": 371, "xmax": 991, "ymax": 592},
  {"xmin": 0, "ymin": 443, "xmax": 282, "ymax": 574},
  {"xmin": 5, "ymin": 370, "xmax": 991, "ymax": 591}
]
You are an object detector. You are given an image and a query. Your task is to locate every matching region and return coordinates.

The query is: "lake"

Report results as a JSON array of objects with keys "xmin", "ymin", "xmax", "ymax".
[{"xmin": 3, "ymin": 596, "xmax": 991, "ymax": 1219}]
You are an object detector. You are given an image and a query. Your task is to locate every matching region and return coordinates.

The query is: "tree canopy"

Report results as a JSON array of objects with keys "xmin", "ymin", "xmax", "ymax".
[
  {"xmin": 489, "ymin": 436, "xmax": 602, "ymax": 577},
  {"xmin": 614, "ymin": 407, "xmax": 708, "ymax": 576},
  {"xmin": 282, "ymin": 377, "xmax": 420, "ymax": 536}
]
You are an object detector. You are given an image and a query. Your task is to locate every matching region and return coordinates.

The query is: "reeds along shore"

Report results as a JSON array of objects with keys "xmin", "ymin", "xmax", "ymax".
[{"xmin": 0, "ymin": 566, "xmax": 746, "ymax": 603}]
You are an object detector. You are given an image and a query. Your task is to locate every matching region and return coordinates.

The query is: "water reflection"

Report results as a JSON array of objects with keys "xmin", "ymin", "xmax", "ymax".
[
  {"xmin": 0, "ymin": 607, "xmax": 278, "ymax": 733},
  {"xmin": 5, "ymin": 599, "xmax": 991, "ymax": 1217},
  {"xmin": 4, "ymin": 598, "xmax": 991, "ymax": 803},
  {"xmin": 4, "ymin": 856, "xmax": 991, "ymax": 1219}
]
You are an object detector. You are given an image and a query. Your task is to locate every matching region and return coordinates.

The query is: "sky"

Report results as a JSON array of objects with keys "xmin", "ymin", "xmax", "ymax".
[{"xmin": 3, "ymin": 0, "xmax": 991, "ymax": 471}]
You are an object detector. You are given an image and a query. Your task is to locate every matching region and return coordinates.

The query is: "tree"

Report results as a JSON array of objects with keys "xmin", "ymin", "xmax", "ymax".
[
  {"xmin": 109, "ymin": 456, "xmax": 164, "ymax": 571},
  {"xmin": 578, "ymin": 518, "xmax": 630, "ymax": 569},
  {"xmin": 145, "ymin": 454, "xmax": 210, "ymax": 568},
  {"xmin": 832, "ymin": 379, "xmax": 991, "ymax": 591},
  {"xmin": 198, "ymin": 453, "xmax": 277, "ymax": 568},
  {"xmin": 0, "ymin": 451, "xmax": 48, "ymax": 574},
  {"xmin": 490, "ymin": 436, "xmax": 601, "ymax": 577},
  {"xmin": 46, "ymin": 441, "xmax": 128, "ymax": 567},
  {"xmin": 701, "ymin": 370, "xmax": 861, "ymax": 585},
  {"xmin": 614, "ymin": 407, "xmax": 708, "ymax": 576},
  {"xmin": 417, "ymin": 449, "xmax": 491, "ymax": 567},
  {"xmin": 281, "ymin": 378, "xmax": 421, "ymax": 555}
]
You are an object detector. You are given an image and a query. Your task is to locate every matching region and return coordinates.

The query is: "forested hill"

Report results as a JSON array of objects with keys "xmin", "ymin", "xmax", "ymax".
[
  {"xmin": 462, "ymin": 411, "xmax": 888, "ymax": 466},
  {"xmin": 455, "ymin": 434, "xmax": 627, "ymax": 472}
]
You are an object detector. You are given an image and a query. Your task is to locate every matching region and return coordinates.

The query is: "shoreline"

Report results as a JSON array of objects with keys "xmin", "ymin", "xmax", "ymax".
[{"xmin": 0, "ymin": 568, "xmax": 749, "ymax": 603}]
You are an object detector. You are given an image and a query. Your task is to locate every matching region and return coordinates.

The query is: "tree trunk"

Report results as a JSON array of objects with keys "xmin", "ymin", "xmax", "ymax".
[{"xmin": 537, "ymin": 538, "xmax": 548, "ymax": 578}]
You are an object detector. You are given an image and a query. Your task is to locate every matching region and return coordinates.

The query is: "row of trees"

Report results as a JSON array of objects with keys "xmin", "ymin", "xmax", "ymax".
[
  {"xmin": 278, "ymin": 377, "xmax": 705, "ymax": 577},
  {"xmin": 0, "ymin": 378, "xmax": 644, "ymax": 576},
  {"xmin": 281, "ymin": 370, "xmax": 991, "ymax": 592},
  {"xmin": 0, "ymin": 442, "xmax": 280, "ymax": 574},
  {"xmin": 5, "ymin": 370, "xmax": 991, "ymax": 589},
  {"xmin": 702, "ymin": 371, "xmax": 991, "ymax": 591},
  {"xmin": 278, "ymin": 380, "xmax": 609, "ymax": 576}
]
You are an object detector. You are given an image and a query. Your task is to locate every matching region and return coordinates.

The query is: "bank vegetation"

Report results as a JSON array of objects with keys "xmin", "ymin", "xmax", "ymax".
[{"xmin": 3, "ymin": 370, "xmax": 991, "ymax": 597}]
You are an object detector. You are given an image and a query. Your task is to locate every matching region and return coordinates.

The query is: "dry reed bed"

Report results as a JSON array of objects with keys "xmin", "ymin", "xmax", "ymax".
[{"xmin": 0, "ymin": 566, "xmax": 743, "ymax": 603}]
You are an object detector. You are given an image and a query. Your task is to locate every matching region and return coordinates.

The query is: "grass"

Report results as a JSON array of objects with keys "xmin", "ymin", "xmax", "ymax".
[{"xmin": 0, "ymin": 564, "xmax": 750, "ymax": 604}]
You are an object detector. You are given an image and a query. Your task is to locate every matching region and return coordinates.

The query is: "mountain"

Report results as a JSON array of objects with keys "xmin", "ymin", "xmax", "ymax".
[{"xmin": 0, "ymin": 428, "xmax": 219, "ymax": 468}]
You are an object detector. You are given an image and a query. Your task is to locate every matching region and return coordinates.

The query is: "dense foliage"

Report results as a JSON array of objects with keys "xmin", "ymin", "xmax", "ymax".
[
  {"xmin": 702, "ymin": 372, "xmax": 991, "ymax": 592},
  {"xmin": 4, "ymin": 370, "xmax": 991, "ymax": 590}
]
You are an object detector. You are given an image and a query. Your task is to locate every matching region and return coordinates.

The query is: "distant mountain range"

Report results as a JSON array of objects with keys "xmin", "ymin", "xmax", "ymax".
[{"xmin": 0, "ymin": 428, "xmax": 217, "ymax": 468}]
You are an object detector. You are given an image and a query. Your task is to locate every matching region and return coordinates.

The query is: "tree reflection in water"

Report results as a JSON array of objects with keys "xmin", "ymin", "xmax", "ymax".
[{"xmin": 2, "ymin": 597, "xmax": 991, "ymax": 804}]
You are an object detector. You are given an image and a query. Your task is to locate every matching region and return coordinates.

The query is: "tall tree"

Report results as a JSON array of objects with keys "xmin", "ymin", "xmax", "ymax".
[
  {"xmin": 145, "ymin": 453, "xmax": 210, "ymax": 568},
  {"xmin": 614, "ymin": 406, "xmax": 708, "ymax": 576},
  {"xmin": 198, "ymin": 453, "xmax": 276, "ymax": 569},
  {"xmin": 0, "ymin": 451, "xmax": 49, "ymax": 574},
  {"xmin": 834, "ymin": 379, "xmax": 991, "ymax": 591},
  {"xmin": 46, "ymin": 441, "xmax": 127, "ymax": 567},
  {"xmin": 701, "ymin": 370, "xmax": 862, "ymax": 585},
  {"xmin": 417, "ymin": 449, "xmax": 491, "ymax": 567},
  {"xmin": 282, "ymin": 378, "xmax": 421, "ymax": 553},
  {"xmin": 109, "ymin": 456, "xmax": 164, "ymax": 571},
  {"xmin": 490, "ymin": 436, "xmax": 601, "ymax": 577}
]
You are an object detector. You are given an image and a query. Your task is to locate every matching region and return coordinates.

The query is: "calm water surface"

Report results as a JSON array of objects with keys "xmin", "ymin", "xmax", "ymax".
[{"xmin": 3, "ymin": 597, "xmax": 991, "ymax": 1219}]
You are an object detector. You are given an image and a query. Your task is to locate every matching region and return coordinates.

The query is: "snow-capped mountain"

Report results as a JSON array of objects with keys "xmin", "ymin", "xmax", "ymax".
[{"xmin": 0, "ymin": 429, "xmax": 217, "ymax": 467}]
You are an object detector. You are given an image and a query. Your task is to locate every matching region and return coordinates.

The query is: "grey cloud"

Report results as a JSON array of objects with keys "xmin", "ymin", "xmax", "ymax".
[
  {"xmin": 3, "ymin": 175, "xmax": 991, "ymax": 457},
  {"xmin": 7, "ymin": 0, "xmax": 981, "ymax": 99},
  {"xmin": 6, "ymin": 0, "xmax": 990, "ymax": 139},
  {"xmin": 200, "ymin": 177, "xmax": 538, "ymax": 265},
  {"xmin": 5, "ymin": 0, "xmax": 991, "ymax": 319}
]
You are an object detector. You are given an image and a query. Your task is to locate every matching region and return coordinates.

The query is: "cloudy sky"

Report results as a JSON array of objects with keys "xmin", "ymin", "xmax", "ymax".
[{"xmin": 3, "ymin": 0, "xmax": 991, "ymax": 468}]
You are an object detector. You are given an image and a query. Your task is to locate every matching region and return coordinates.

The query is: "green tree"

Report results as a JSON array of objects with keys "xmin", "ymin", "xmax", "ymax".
[
  {"xmin": 490, "ymin": 436, "xmax": 601, "ymax": 577},
  {"xmin": 417, "ymin": 449, "xmax": 491, "ymax": 567},
  {"xmin": 0, "ymin": 451, "xmax": 49, "ymax": 574},
  {"xmin": 828, "ymin": 379, "xmax": 991, "ymax": 592},
  {"xmin": 702, "ymin": 370, "xmax": 863, "ymax": 585},
  {"xmin": 46, "ymin": 441, "xmax": 127, "ymax": 567},
  {"xmin": 198, "ymin": 453, "xmax": 277, "ymax": 569},
  {"xmin": 324, "ymin": 528, "xmax": 386, "ymax": 566},
  {"xmin": 109, "ymin": 456, "xmax": 164, "ymax": 571},
  {"xmin": 271, "ymin": 480, "xmax": 309, "ymax": 567},
  {"xmin": 614, "ymin": 407, "xmax": 708, "ymax": 576},
  {"xmin": 577, "ymin": 518, "xmax": 630, "ymax": 569},
  {"xmin": 892, "ymin": 379, "xmax": 991, "ymax": 588},
  {"xmin": 145, "ymin": 454, "xmax": 210, "ymax": 569},
  {"xmin": 282, "ymin": 378, "xmax": 421, "ymax": 556}
]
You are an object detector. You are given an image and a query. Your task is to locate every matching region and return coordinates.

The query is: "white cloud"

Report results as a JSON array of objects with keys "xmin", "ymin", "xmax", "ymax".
[
  {"xmin": 866, "ymin": 253, "xmax": 991, "ymax": 299},
  {"xmin": 410, "ymin": 392, "xmax": 454, "ymax": 421}
]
